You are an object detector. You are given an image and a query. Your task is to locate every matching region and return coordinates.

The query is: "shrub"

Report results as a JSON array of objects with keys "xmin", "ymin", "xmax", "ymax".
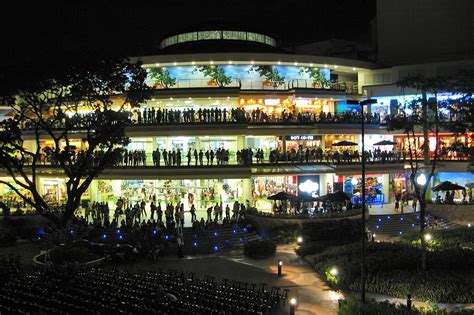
[
  {"xmin": 296, "ymin": 240, "xmax": 347, "ymax": 257},
  {"xmin": 243, "ymin": 239, "xmax": 276, "ymax": 259},
  {"xmin": 401, "ymin": 227, "xmax": 474, "ymax": 251},
  {"xmin": 267, "ymin": 224, "xmax": 299, "ymax": 244},
  {"xmin": 338, "ymin": 297, "xmax": 473, "ymax": 315},
  {"xmin": 306, "ymin": 242, "xmax": 474, "ymax": 303},
  {"xmin": 267, "ymin": 218, "xmax": 361, "ymax": 245}
]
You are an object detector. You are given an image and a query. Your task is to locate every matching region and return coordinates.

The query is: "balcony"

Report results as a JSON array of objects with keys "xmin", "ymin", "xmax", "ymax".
[{"xmin": 148, "ymin": 79, "xmax": 359, "ymax": 94}]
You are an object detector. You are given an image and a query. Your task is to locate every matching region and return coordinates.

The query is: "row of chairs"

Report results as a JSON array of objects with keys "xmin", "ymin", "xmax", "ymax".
[{"xmin": 0, "ymin": 264, "xmax": 287, "ymax": 314}]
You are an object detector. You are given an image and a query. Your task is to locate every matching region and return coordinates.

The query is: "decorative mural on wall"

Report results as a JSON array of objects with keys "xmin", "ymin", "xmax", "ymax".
[
  {"xmin": 248, "ymin": 65, "xmax": 285, "ymax": 88},
  {"xmin": 147, "ymin": 64, "xmax": 330, "ymax": 88},
  {"xmin": 148, "ymin": 68, "xmax": 176, "ymax": 88},
  {"xmin": 299, "ymin": 67, "xmax": 331, "ymax": 88},
  {"xmin": 192, "ymin": 65, "xmax": 233, "ymax": 87}
]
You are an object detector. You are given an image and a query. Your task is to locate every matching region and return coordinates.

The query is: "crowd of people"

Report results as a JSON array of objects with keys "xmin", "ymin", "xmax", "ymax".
[
  {"xmin": 0, "ymin": 258, "xmax": 286, "ymax": 314},
  {"xmin": 131, "ymin": 107, "xmax": 386, "ymax": 125}
]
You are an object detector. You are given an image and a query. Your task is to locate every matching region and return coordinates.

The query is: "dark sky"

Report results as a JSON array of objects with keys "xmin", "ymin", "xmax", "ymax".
[{"xmin": 1, "ymin": 0, "xmax": 376, "ymax": 66}]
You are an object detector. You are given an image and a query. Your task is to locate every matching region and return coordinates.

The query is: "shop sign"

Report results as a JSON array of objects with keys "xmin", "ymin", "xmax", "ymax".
[{"xmin": 286, "ymin": 135, "xmax": 315, "ymax": 141}]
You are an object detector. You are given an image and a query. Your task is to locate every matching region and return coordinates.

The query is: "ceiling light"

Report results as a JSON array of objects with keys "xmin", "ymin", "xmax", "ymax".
[
  {"xmin": 192, "ymin": 61, "xmax": 195, "ymax": 65},
  {"xmin": 173, "ymin": 62, "xmax": 177, "ymax": 66},
  {"xmin": 277, "ymin": 61, "xmax": 281, "ymax": 65},
  {"xmin": 294, "ymin": 62, "xmax": 298, "ymax": 66},
  {"xmin": 334, "ymin": 65, "xmax": 338, "ymax": 69}
]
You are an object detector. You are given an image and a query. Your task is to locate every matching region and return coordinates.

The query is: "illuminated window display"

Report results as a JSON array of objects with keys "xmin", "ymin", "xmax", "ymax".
[{"xmin": 90, "ymin": 179, "xmax": 243, "ymax": 211}]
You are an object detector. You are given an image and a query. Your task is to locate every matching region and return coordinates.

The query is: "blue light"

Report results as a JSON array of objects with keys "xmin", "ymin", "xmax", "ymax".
[
  {"xmin": 417, "ymin": 216, "xmax": 420, "ymax": 220},
  {"xmin": 193, "ymin": 242, "xmax": 198, "ymax": 247},
  {"xmin": 445, "ymin": 226, "xmax": 448, "ymax": 230},
  {"xmin": 387, "ymin": 216, "xmax": 391, "ymax": 220},
  {"xmin": 378, "ymin": 218, "xmax": 382, "ymax": 222},
  {"xmin": 214, "ymin": 245, "xmax": 219, "ymax": 251},
  {"xmin": 70, "ymin": 230, "xmax": 74, "ymax": 234},
  {"xmin": 116, "ymin": 229, "xmax": 120, "ymax": 234},
  {"xmin": 38, "ymin": 229, "xmax": 45, "ymax": 235},
  {"xmin": 233, "ymin": 229, "xmax": 236, "ymax": 234},
  {"xmin": 214, "ymin": 232, "xmax": 218, "ymax": 237},
  {"xmin": 399, "ymin": 231, "xmax": 403, "ymax": 235},
  {"xmin": 37, "ymin": 236, "xmax": 41, "ymax": 240},
  {"xmin": 400, "ymin": 217, "xmax": 404, "ymax": 221},
  {"xmin": 225, "ymin": 240, "xmax": 230, "ymax": 244},
  {"xmin": 376, "ymin": 225, "xmax": 380, "ymax": 229},
  {"xmin": 153, "ymin": 230, "xmax": 157, "ymax": 235},
  {"xmin": 412, "ymin": 223, "xmax": 416, "ymax": 227},
  {"xmin": 102, "ymin": 234, "xmax": 107, "ymax": 239},
  {"xmin": 165, "ymin": 235, "xmax": 169, "ymax": 240},
  {"xmin": 119, "ymin": 235, "xmax": 123, "ymax": 240},
  {"xmin": 243, "ymin": 228, "xmax": 248, "ymax": 232},
  {"xmin": 239, "ymin": 237, "xmax": 243, "ymax": 242}
]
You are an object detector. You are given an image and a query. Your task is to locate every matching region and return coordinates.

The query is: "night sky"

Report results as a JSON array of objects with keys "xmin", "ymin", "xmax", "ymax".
[{"xmin": 1, "ymin": 1, "xmax": 375, "ymax": 66}]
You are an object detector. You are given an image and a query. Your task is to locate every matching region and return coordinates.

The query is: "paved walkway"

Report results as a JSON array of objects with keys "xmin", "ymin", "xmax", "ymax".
[{"xmin": 225, "ymin": 244, "xmax": 343, "ymax": 315}]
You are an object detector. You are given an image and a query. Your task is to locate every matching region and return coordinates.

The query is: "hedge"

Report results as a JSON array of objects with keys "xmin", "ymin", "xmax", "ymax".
[
  {"xmin": 267, "ymin": 218, "xmax": 362, "ymax": 244},
  {"xmin": 401, "ymin": 227, "xmax": 474, "ymax": 251},
  {"xmin": 243, "ymin": 239, "xmax": 276, "ymax": 259},
  {"xmin": 338, "ymin": 297, "xmax": 473, "ymax": 315},
  {"xmin": 303, "ymin": 242, "xmax": 474, "ymax": 303}
]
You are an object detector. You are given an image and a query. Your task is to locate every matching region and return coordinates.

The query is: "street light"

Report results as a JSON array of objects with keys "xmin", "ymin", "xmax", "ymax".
[
  {"xmin": 290, "ymin": 298, "xmax": 298, "ymax": 315},
  {"xmin": 297, "ymin": 236, "xmax": 303, "ymax": 244},
  {"xmin": 278, "ymin": 260, "xmax": 283, "ymax": 276},
  {"xmin": 424, "ymin": 233, "xmax": 432, "ymax": 241},
  {"xmin": 416, "ymin": 173, "xmax": 427, "ymax": 186},
  {"xmin": 347, "ymin": 98, "xmax": 377, "ymax": 303}
]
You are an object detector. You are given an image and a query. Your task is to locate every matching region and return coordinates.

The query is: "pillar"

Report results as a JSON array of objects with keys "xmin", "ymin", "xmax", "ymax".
[
  {"xmin": 242, "ymin": 177, "xmax": 253, "ymax": 206},
  {"xmin": 90, "ymin": 180, "xmax": 98, "ymax": 202},
  {"xmin": 237, "ymin": 135, "xmax": 245, "ymax": 150}
]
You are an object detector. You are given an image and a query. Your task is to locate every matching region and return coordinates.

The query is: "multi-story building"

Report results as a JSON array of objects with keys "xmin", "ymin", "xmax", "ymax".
[{"xmin": 1, "ymin": 29, "xmax": 473, "ymax": 217}]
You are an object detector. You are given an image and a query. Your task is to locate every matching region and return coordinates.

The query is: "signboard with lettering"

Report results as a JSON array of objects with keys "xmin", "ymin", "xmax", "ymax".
[{"xmin": 286, "ymin": 135, "xmax": 315, "ymax": 141}]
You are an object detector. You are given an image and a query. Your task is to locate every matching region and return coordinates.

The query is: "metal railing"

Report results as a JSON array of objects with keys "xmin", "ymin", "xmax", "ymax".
[{"xmin": 146, "ymin": 79, "xmax": 358, "ymax": 92}]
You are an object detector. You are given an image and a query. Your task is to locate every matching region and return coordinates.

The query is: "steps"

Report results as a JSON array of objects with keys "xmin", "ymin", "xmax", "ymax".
[
  {"xmin": 181, "ymin": 225, "xmax": 260, "ymax": 255},
  {"xmin": 367, "ymin": 213, "xmax": 457, "ymax": 241}
]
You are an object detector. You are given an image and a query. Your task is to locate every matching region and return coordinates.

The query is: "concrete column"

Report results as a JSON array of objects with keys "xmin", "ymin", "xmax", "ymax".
[
  {"xmin": 237, "ymin": 135, "xmax": 245, "ymax": 150},
  {"xmin": 90, "ymin": 180, "xmax": 98, "ymax": 202},
  {"xmin": 195, "ymin": 136, "xmax": 201, "ymax": 151},
  {"xmin": 381, "ymin": 174, "xmax": 390, "ymax": 204},
  {"xmin": 242, "ymin": 177, "xmax": 253, "ymax": 206}
]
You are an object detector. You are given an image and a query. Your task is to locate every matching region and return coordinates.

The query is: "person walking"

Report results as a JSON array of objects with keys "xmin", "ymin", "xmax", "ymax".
[
  {"xmin": 176, "ymin": 234, "xmax": 184, "ymax": 258},
  {"xmin": 150, "ymin": 201, "xmax": 157, "ymax": 221},
  {"xmin": 190, "ymin": 204, "xmax": 197, "ymax": 222}
]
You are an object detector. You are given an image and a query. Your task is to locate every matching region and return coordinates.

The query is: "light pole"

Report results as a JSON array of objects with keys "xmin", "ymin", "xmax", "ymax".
[{"xmin": 347, "ymin": 98, "xmax": 377, "ymax": 303}]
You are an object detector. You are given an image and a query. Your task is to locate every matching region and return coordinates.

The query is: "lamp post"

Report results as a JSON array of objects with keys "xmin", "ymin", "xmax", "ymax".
[
  {"xmin": 347, "ymin": 98, "xmax": 377, "ymax": 303},
  {"xmin": 278, "ymin": 260, "xmax": 283, "ymax": 276}
]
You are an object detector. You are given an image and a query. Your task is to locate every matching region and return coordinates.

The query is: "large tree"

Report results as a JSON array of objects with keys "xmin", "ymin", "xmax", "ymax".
[
  {"xmin": 387, "ymin": 70, "xmax": 473, "ymax": 270},
  {"xmin": 0, "ymin": 56, "xmax": 151, "ymax": 226}
]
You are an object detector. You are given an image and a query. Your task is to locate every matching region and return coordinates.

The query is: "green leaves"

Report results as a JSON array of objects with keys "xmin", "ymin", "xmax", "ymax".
[{"xmin": 192, "ymin": 65, "xmax": 232, "ymax": 87}]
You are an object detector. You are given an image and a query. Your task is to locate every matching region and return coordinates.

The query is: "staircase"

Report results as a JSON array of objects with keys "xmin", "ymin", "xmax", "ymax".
[
  {"xmin": 367, "ymin": 213, "xmax": 457, "ymax": 241},
  {"xmin": 182, "ymin": 225, "xmax": 260, "ymax": 255}
]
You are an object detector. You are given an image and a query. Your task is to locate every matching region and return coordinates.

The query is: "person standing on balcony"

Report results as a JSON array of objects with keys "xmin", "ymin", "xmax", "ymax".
[
  {"xmin": 163, "ymin": 149, "xmax": 168, "ymax": 166},
  {"xmin": 205, "ymin": 150, "xmax": 210, "ymax": 165},
  {"xmin": 177, "ymin": 149, "xmax": 182, "ymax": 166},
  {"xmin": 199, "ymin": 150, "xmax": 204, "ymax": 165},
  {"xmin": 187, "ymin": 148, "xmax": 192, "ymax": 166}
]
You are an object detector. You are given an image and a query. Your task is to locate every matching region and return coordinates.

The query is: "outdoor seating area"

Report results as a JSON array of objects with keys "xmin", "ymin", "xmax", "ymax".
[{"xmin": 0, "ymin": 260, "xmax": 288, "ymax": 314}]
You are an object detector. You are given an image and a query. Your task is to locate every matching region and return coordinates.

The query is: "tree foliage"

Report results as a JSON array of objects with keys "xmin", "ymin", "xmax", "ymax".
[
  {"xmin": 0, "ymin": 56, "xmax": 151, "ymax": 226},
  {"xmin": 386, "ymin": 69, "xmax": 473, "ymax": 269}
]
